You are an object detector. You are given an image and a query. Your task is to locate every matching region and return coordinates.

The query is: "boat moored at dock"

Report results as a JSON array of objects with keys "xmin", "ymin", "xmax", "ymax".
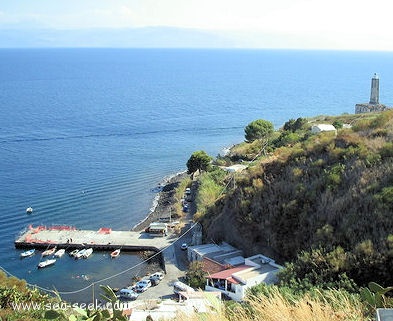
[
  {"xmin": 74, "ymin": 249, "xmax": 86, "ymax": 259},
  {"xmin": 54, "ymin": 249, "xmax": 65, "ymax": 257},
  {"xmin": 42, "ymin": 247, "xmax": 57, "ymax": 256},
  {"xmin": 82, "ymin": 248, "xmax": 93, "ymax": 258},
  {"xmin": 20, "ymin": 249, "xmax": 35, "ymax": 258},
  {"xmin": 110, "ymin": 249, "xmax": 121, "ymax": 258}
]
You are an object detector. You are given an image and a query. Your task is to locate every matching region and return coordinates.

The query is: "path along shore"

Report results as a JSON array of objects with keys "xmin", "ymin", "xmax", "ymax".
[{"xmin": 132, "ymin": 171, "xmax": 189, "ymax": 232}]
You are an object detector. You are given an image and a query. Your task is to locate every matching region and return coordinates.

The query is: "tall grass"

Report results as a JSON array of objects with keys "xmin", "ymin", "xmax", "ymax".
[{"xmin": 176, "ymin": 288, "xmax": 366, "ymax": 321}]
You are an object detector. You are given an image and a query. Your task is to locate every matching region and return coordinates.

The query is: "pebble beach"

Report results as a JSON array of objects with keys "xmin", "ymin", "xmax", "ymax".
[{"xmin": 132, "ymin": 172, "xmax": 188, "ymax": 232}]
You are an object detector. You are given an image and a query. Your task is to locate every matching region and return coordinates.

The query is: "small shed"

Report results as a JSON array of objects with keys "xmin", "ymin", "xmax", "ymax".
[
  {"xmin": 311, "ymin": 124, "xmax": 337, "ymax": 134},
  {"xmin": 148, "ymin": 222, "xmax": 167, "ymax": 236}
]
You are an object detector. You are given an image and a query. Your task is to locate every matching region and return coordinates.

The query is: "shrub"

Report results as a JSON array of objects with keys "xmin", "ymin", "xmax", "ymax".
[
  {"xmin": 244, "ymin": 119, "xmax": 274, "ymax": 142},
  {"xmin": 332, "ymin": 120, "xmax": 344, "ymax": 129}
]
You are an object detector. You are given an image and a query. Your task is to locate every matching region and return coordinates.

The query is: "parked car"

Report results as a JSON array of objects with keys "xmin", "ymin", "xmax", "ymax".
[
  {"xmin": 150, "ymin": 272, "xmax": 164, "ymax": 285},
  {"xmin": 150, "ymin": 277, "xmax": 161, "ymax": 286},
  {"xmin": 150, "ymin": 272, "xmax": 164, "ymax": 280},
  {"xmin": 135, "ymin": 279, "xmax": 152, "ymax": 292},
  {"xmin": 119, "ymin": 288, "xmax": 139, "ymax": 300},
  {"xmin": 181, "ymin": 243, "xmax": 188, "ymax": 251}
]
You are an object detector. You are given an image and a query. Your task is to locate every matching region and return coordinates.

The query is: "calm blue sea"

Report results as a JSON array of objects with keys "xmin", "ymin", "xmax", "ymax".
[{"xmin": 1, "ymin": 48, "xmax": 393, "ymax": 302}]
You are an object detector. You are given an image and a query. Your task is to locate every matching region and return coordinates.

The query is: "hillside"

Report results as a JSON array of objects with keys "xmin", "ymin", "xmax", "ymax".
[{"xmin": 197, "ymin": 111, "xmax": 393, "ymax": 289}]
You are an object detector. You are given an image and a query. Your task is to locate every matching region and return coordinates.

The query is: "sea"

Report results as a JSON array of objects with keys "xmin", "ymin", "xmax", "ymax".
[{"xmin": 1, "ymin": 48, "xmax": 393, "ymax": 302}]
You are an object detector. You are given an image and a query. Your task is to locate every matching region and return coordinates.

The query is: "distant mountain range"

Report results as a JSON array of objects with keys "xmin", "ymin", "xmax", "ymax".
[
  {"xmin": 0, "ymin": 27, "xmax": 241, "ymax": 48},
  {"xmin": 0, "ymin": 26, "xmax": 316, "ymax": 49}
]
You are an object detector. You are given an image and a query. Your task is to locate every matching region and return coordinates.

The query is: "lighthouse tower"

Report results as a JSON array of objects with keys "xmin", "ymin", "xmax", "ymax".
[
  {"xmin": 355, "ymin": 73, "xmax": 388, "ymax": 113},
  {"xmin": 369, "ymin": 73, "xmax": 379, "ymax": 104}
]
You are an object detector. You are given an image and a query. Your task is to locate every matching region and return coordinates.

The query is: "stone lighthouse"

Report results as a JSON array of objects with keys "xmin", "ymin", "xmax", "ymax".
[
  {"xmin": 355, "ymin": 73, "xmax": 388, "ymax": 113},
  {"xmin": 369, "ymin": 73, "xmax": 379, "ymax": 104}
]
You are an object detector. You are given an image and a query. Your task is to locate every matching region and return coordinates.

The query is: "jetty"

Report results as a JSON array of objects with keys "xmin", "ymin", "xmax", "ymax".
[{"xmin": 14, "ymin": 225, "xmax": 176, "ymax": 252}]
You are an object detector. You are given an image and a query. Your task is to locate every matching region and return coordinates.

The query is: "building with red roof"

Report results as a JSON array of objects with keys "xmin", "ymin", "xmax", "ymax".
[{"xmin": 205, "ymin": 254, "xmax": 282, "ymax": 301}]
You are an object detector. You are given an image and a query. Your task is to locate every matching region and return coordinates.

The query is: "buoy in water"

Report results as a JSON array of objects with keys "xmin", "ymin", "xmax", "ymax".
[{"xmin": 26, "ymin": 207, "xmax": 33, "ymax": 214}]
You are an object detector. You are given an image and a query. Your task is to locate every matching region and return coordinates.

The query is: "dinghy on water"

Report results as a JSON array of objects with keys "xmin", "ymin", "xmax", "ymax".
[
  {"xmin": 74, "ymin": 249, "xmax": 86, "ymax": 259},
  {"xmin": 69, "ymin": 249, "xmax": 79, "ymax": 257},
  {"xmin": 26, "ymin": 207, "xmax": 33, "ymax": 214},
  {"xmin": 20, "ymin": 249, "xmax": 35, "ymax": 258},
  {"xmin": 110, "ymin": 249, "xmax": 121, "ymax": 258},
  {"xmin": 82, "ymin": 248, "xmax": 93, "ymax": 258},
  {"xmin": 42, "ymin": 247, "xmax": 56, "ymax": 256},
  {"xmin": 38, "ymin": 258, "xmax": 56, "ymax": 268},
  {"xmin": 54, "ymin": 249, "xmax": 65, "ymax": 257}
]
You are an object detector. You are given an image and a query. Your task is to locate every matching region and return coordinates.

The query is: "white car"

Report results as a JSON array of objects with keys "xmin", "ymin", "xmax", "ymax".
[
  {"xmin": 119, "ymin": 288, "xmax": 139, "ymax": 300},
  {"xmin": 150, "ymin": 272, "xmax": 164, "ymax": 280}
]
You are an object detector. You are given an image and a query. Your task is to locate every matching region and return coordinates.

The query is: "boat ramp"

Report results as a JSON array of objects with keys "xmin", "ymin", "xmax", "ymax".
[{"xmin": 15, "ymin": 225, "xmax": 176, "ymax": 252}]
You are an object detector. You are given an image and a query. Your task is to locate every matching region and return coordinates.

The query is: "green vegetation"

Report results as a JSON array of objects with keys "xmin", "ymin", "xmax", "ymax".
[
  {"xmin": 194, "ymin": 111, "xmax": 393, "ymax": 293},
  {"xmin": 186, "ymin": 150, "xmax": 213, "ymax": 174},
  {"xmin": 0, "ymin": 271, "xmax": 128, "ymax": 321},
  {"xmin": 44, "ymin": 285, "xmax": 127, "ymax": 321},
  {"xmin": 244, "ymin": 119, "xmax": 274, "ymax": 142},
  {"xmin": 194, "ymin": 167, "xmax": 228, "ymax": 221},
  {"xmin": 0, "ymin": 270, "xmax": 54, "ymax": 321},
  {"xmin": 185, "ymin": 261, "xmax": 206, "ymax": 289},
  {"xmin": 4, "ymin": 111, "xmax": 393, "ymax": 321}
]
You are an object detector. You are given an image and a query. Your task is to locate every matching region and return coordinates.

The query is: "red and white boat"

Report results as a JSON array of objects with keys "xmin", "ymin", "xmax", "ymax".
[
  {"xmin": 42, "ymin": 247, "xmax": 56, "ymax": 256},
  {"xmin": 110, "ymin": 249, "xmax": 120, "ymax": 258}
]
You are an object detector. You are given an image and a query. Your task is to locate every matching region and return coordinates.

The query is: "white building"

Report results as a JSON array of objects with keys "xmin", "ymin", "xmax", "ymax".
[
  {"xmin": 311, "ymin": 124, "xmax": 337, "ymax": 134},
  {"xmin": 205, "ymin": 254, "xmax": 282, "ymax": 302}
]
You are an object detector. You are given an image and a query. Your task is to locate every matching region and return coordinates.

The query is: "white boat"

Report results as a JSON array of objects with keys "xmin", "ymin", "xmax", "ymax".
[
  {"xmin": 82, "ymin": 248, "xmax": 93, "ymax": 258},
  {"xmin": 20, "ymin": 249, "xmax": 35, "ymax": 258},
  {"xmin": 74, "ymin": 249, "xmax": 86, "ymax": 259},
  {"xmin": 54, "ymin": 249, "xmax": 65, "ymax": 257},
  {"xmin": 42, "ymin": 247, "xmax": 56, "ymax": 256},
  {"xmin": 69, "ymin": 249, "xmax": 79, "ymax": 257},
  {"xmin": 37, "ymin": 258, "xmax": 56, "ymax": 268},
  {"xmin": 26, "ymin": 207, "xmax": 33, "ymax": 214},
  {"xmin": 110, "ymin": 249, "xmax": 121, "ymax": 258}
]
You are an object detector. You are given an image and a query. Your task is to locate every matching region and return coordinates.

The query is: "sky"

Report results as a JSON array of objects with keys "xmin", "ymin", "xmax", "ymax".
[{"xmin": 1, "ymin": 0, "xmax": 393, "ymax": 50}]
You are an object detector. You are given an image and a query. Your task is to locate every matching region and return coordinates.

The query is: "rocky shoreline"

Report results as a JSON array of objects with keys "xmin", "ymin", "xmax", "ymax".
[{"xmin": 132, "ymin": 171, "xmax": 188, "ymax": 232}]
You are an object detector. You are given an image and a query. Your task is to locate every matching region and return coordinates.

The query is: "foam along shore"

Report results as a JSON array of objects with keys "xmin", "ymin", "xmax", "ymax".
[{"xmin": 132, "ymin": 171, "xmax": 188, "ymax": 232}]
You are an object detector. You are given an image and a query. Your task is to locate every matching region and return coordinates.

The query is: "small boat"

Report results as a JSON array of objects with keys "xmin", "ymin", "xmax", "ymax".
[
  {"xmin": 54, "ymin": 249, "xmax": 65, "ymax": 257},
  {"xmin": 82, "ymin": 248, "xmax": 93, "ymax": 259},
  {"xmin": 110, "ymin": 249, "xmax": 121, "ymax": 258},
  {"xmin": 74, "ymin": 249, "xmax": 86, "ymax": 259},
  {"xmin": 38, "ymin": 258, "xmax": 56, "ymax": 268},
  {"xmin": 42, "ymin": 247, "xmax": 56, "ymax": 256},
  {"xmin": 26, "ymin": 207, "xmax": 33, "ymax": 214},
  {"xmin": 69, "ymin": 249, "xmax": 79, "ymax": 257},
  {"xmin": 20, "ymin": 249, "xmax": 35, "ymax": 258}
]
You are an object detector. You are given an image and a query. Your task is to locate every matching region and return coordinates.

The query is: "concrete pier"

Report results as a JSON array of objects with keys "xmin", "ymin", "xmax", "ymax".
[{"xmin": 14, "ymin": 225, "xmax": 176, "ymax": 252}]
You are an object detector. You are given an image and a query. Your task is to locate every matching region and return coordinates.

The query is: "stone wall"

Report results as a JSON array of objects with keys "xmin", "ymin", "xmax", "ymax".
[{"xmin": 355, "ymin": 103, "xmax": 389, "ymax": 114}]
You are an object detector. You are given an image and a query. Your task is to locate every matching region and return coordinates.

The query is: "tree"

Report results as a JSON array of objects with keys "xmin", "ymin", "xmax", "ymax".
[
  {"xmin": 283, "ymin": 117, "xmax": 308, "ymax": 132},
  {"xmin": 186, "ymin": 150, "xmax": 212, "ymax": 174},
  {"xmin": 245, "ymin": 119, "xmax": 274, "ymax": 142},
  {"xmin": 186, "ymin": 261, "xmax": 206, "ymax": 289}
]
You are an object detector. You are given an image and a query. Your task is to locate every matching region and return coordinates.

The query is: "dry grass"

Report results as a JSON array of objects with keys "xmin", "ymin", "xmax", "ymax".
[{"xmin": 175, "ymin": 289, "xmax": 366, "ymax": 321}]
